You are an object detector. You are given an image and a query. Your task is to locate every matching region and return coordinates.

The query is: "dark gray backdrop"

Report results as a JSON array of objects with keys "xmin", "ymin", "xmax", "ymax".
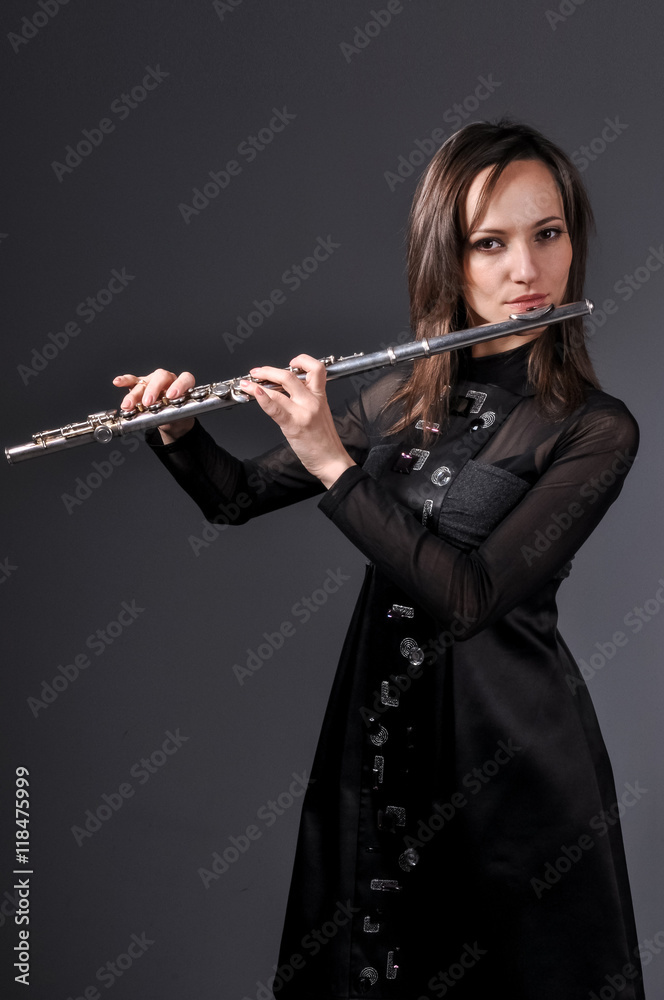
[{"xmin": 2, "ymin": 1, "xmax": 662, "ymax": 997}]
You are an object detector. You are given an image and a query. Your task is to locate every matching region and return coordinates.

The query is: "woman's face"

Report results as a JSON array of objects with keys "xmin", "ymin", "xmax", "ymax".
[{"xmin": 461, "ymin": 158, "xmax": 573, "ymax": 349}]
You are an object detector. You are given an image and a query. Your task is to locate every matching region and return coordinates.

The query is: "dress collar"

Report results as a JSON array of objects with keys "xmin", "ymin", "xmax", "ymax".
[{"xmin": 459, "ymin": 339, "xmax": 537, "ymax": 396}]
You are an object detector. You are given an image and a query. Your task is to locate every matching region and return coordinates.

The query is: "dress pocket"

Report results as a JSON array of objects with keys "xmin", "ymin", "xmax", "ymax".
[{"xmin": 438, "ymin": 459, "xmax": 530, "ymax": 549}]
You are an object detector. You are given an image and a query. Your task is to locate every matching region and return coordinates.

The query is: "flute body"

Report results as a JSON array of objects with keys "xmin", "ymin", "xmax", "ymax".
[{"xmin": 5, "ymin": 300, "xmax": 593, "ymax": 464}]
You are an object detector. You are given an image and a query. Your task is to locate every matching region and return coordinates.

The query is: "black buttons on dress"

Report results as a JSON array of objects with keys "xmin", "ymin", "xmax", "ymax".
[
  {"xmin": 398, "ymin": 847, "xmax": 420, "ymax": 871},
  {"xmin": 392, "ymin": 452, "xmax": 416, "ymax": 474},
  {"xmin": 357, "ymin": 967, "xmax": 378, "ymax": 992}
]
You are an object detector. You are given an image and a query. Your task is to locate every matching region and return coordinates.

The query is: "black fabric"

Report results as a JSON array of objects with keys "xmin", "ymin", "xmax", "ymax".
[{"xmin": 146, "ymin": 341, "xmax": 644, "ymax": 1000}]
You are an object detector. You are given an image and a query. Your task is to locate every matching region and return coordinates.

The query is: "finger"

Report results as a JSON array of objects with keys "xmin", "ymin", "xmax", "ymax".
[
  {"xmin": 116, "ymin": 369, "xmax": 178, "ymax": 409},
  {"xmin": 247, "ymin": 364, "xmax": 311, "ymax": 401},
  {"xmin": 112, "ymin": 373, "xmax": 146, "ymax": 410},
  {"xmin": 140, "ymin": 368, "xmax": 182, "ymax": 406},
  {"xmin": 238, "ymin": 379, "xmax": 290, "ymax": 417},
  {"xmin": 287, "ymin": 354, "xmax": 328, "ymax": 395},
  {"xmin": 164, "ymin": 371, "xmax": 196, "ymax": 399}
]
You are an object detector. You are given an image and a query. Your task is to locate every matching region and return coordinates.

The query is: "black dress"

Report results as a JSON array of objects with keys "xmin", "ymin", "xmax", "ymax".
[{"xmin": 146, "ymin": 339, "xmax": 645, "ymax": 1000}]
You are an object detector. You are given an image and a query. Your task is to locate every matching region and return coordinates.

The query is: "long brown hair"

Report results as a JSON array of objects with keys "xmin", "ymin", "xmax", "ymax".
[{"xmin": 387, "ymin": 117, "xmax": 600, "ymax": 439}]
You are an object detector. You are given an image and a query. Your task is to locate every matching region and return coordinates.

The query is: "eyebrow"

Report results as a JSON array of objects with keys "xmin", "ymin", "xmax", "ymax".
[{"xmin": 470, "ymin": 216, "xmax": 565, "ymax": 235}]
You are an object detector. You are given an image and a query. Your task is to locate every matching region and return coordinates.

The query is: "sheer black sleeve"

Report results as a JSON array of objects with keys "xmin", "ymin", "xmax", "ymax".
[
  {"xmin": 143, "ymin": 384, "xmax": 379, "ymax": 524},
  {"xmin": 318, "ymin": 397, "xmax": 639, "ymax": 639}
]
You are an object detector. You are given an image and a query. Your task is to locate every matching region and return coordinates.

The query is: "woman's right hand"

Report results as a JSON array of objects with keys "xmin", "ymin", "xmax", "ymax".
[{"xmin": 112, "ymin": 369, "xmax": 197, "ymax": 444}]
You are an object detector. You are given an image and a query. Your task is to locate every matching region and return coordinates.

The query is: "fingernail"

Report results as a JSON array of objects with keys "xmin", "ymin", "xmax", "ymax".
[{"xmin": 143, "ymin": 393, "xmax": 153, "ymax": 405}]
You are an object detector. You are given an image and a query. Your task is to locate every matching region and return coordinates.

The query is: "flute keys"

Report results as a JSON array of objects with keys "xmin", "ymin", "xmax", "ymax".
[
  {"xmin": 211, "ymin": 382, "xmax": 231, "ymax": 398},
  {"xmin": 93, "ymin": 426, "xmax": 114, "ymax": 444},
  {"xmin": 190, "ymin": 386, "xmax": 210, "ymax": 400}
]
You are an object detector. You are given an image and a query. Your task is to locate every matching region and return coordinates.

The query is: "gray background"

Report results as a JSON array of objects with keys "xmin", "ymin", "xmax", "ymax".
[{"xmin": 2, "ymin": 1, "xmax": 662, "ymax": 997}]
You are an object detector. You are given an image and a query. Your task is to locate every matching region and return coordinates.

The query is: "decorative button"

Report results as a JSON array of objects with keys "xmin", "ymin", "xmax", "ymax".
[
  {"xmin": 431, "ymin": 465, "xmax": 452, "ymax": 487},
  {"xmin": 470, "ymin": 411, "xmax": 496, "ymax": 432},
  {"xmin": 363, "ymin": 915, "xmax": 380, "ymax": 933},
  {"xmin": 386, "ymin": 950, "xmax": 399, "ymax": 979},
  {"xmin": 410, "ymin": 448, "xmax": 430, "ymax": 470},
  {"xmin": 392, "ymin": 452, "xmax": 415, "ymax": 474},
  {"xmin": 358, "ymin": 967, "xmax": 378, "ymax": 992},
  {"xmin": 387, "ymin": 604, "xmax": 414, "ymax": 619},
  {"xmin": 380, "ymin": 681, "xmax": 399, "ymax": 707},
  {"xmin": 466, "ymin": 389, "xmax": 487, "ymax": 413},
  {"xmin": 370, "ymin": 879, "xmax": 402, "ymax": 891},
  {"xmin": 398, "ymin": 847, "xmax": 420, "ymax": 871},
  {"xmin": 372, "ymin": 755, "xmax": 384, "ymax": 788},
  {"xmin": 400, "ymin": 638, "xmax": 418, "ymax": 657},
  {"xmin": 415, "ymin": 419, "xmax": 440, "ymax": 433},
  {"xmin": 400, "ymin": 639, "xmax": 424, "ymax": 666},
  {"xmin": 422, "ymin": 499, "xmax": 433, "ymax": 526},
  {"xmin": 378, "ymin": 805, "xmax": 406, "ymax": 831},
  {"xmin": 370, "ymin": 726, "xmax": 389, "ymax": 747}
]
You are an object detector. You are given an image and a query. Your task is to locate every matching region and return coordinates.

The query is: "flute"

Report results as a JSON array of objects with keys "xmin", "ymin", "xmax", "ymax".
[{"xmin": 5, "ymin": 299, "xmax": 593, "ymax": 465}]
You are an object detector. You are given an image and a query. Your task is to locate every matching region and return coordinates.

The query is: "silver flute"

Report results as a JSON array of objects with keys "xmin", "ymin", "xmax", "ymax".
[{"xmin": 5, "ymin": 300, "xmax": 593, "ymax": 464}]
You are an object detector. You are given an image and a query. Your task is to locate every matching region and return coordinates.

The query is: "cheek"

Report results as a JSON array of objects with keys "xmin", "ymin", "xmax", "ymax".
[
  {"xmin": 463, "ymin": 256, "xmax": 494, "ymax": 293},
  {"xmin": 555, "ymin": 245, "xmax": 574, "ymax": 284}
]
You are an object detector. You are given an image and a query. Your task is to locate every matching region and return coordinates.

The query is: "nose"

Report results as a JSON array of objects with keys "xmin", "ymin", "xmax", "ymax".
[{"xmin": 509, "ymin": 240, "xmax": 540, "ymax": 284}]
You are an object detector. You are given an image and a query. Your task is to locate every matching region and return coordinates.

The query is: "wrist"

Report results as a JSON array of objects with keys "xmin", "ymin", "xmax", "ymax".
[
  {"xmin": 158, "ymin": 417, "xmax": 195, "ymax": 444},
  {"xmin": 320, "ymin": 456, "xmax": 357, "ymax": 489}
]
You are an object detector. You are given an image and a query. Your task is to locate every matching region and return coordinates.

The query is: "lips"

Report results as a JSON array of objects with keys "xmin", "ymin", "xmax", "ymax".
[{"xmin": 506, "ymin": 295, "xmax": 548, "ymax": 312}]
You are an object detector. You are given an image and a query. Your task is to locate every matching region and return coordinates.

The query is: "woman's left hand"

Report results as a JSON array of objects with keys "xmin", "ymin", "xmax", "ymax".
[{"xmin": 239, "ymin": 354, "xmax": 356, "ymax": 489}]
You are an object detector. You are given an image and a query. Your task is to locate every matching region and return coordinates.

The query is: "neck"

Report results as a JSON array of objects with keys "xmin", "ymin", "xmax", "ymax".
[{"xmin": 470, "ymin": 329, "xmax": 542, "ymax": 358}]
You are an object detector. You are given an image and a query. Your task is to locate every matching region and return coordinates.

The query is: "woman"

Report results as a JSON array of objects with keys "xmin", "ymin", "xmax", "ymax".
[{"xmin": 114, "ymin": 119, "xmax": 644, "ymax": 998}]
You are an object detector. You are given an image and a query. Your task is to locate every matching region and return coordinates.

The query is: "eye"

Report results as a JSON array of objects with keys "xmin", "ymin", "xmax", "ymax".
[
  {"xmin": 470, "ymin": 237, "xmax": 504, "ymax": 252},
  {"xmin": 536, "ymin": 227, "xmax": 567, "ymax": 242}
]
